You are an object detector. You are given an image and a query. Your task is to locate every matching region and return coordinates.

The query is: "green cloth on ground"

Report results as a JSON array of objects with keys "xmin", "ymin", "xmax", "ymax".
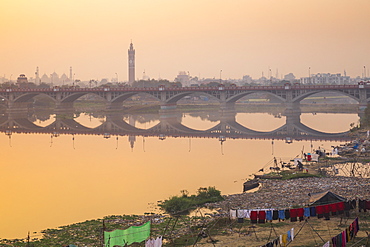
[{"xmin": 104, "ymin": 221, "xmax": 150, "ymax": 247}]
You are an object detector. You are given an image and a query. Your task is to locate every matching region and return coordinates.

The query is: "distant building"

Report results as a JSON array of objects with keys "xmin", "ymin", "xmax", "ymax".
[
  {"xmin": 60, "ymin": 73, "xmax": 70, "ymax": 84},
  {"xmin": 28, "ymin": 77, "xmax": 35, "ymax": 83},
  {"xmin": 242, "ymin": 75, "xmax": 253, "ymax": 84},
  {"xmin": 16, "ymin": 74, "xmax": 36, "ymax": 88},
  {"xmin": 199, "ymin": 78, "xmax": 220, "ymax": 85},
  {"xmin": 17, "ymin": 74, "xmax": 28, "ymax": 84},
  {"xmin": 141, "ymin": 70, "xmax": 150, "ymax": 81},
  {"xmin": 50, "ymin": 72, "xmax": 59, "ymax": 84},
  {"xmin": 128, "ymin": 42, "xmax": 135, "ymax": 84},
  {"xmin": 100, "ymin": 78, "xmax": 108, "ymax": 85},
  {"xmin": 41, "ymin": 74, "xmax": 50, "ymax": 83},
  {"xmin": 175, "ymin": 71, "xmax": 190, "ymax": 86},
  {"xmin": 284, "ymin": 73, "xmax": 296, "ymax": 82},
  {"xmin": 256, "ymin": 76, "xmax": 268, "ymax": 85},
  {"xmin": 300, "ymin": 73, "xmax": 350, "ymax": 84}
]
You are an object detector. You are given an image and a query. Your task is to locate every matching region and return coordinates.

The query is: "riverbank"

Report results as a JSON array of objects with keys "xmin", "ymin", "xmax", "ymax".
[
  {"xmin": 191, "ymin": 214, "xmax": 370, "ymax": 247},
  {"xmin": 207, "ymin": 176, "xmax": 370, "ymax": 212}
]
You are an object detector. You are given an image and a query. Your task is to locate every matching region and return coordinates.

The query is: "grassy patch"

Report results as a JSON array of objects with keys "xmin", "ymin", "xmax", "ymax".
[
  {"xmin": 261, "ymin": 171, "xmax": 320, "ymax": 180},
  {"xmin": 281, "ymin": 172, "xmax": 320, "ymax": 180}
]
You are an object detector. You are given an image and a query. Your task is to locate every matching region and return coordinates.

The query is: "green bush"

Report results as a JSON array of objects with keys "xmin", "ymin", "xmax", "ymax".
[
  {"xmin": 158, "ymin": 187, "xmax": 223, "ymax": 215},
  {"xmin": 158, "ymin": 196, "xmax": 193, "ymax": 215},
  {"xmin": 196, "ymin": 186, "xmax": 222, "ymax": 199}
]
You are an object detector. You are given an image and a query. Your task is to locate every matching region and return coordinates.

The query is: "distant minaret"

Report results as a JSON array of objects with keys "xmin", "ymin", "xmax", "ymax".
[
  {"xmin": 35, "ymin": 67, "xmax": 40, "ymax": 84},
  {"xmin": 69, "ymin": 66, "xmax": 73, "ymax": 81},
  {"xmin": 128, "ymin": 42, "xmax": 135, "ymax": 84}
]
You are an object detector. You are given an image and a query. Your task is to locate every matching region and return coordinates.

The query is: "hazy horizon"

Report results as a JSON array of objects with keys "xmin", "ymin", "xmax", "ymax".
[{"xmin": 1, "ymin": 0, "xmax": 369, "ymax": 81}]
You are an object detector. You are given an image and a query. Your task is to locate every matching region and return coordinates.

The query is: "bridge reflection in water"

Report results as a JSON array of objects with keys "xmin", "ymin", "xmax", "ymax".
[{"xmin": 0, "ymin": 106, "xmax": 355, "ymax": 144}]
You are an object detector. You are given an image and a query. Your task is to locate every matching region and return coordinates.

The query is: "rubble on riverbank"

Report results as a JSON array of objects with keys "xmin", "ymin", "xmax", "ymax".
[{"xmin": 207, "ymin": 176, "xmax": 370, "ymax": 213}]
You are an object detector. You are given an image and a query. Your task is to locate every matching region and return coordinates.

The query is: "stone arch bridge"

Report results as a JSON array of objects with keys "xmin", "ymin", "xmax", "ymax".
[{"xmin": 0, "ymin": 83, "xmax": 369, "ymax": 111}]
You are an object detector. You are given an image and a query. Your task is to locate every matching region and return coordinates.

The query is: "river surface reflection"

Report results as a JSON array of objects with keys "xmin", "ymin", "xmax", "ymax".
[{"xmin": 0, "ymin": 109, "xmax": 359, "ymax": 238}]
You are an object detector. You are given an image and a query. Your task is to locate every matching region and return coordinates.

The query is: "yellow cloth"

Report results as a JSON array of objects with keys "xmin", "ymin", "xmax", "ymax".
[{"xmin": 282, "ymin": 233, "xmax": 288, "ymax": 246}]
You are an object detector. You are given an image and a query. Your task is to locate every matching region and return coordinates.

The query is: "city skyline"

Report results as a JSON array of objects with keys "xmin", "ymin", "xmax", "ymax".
[
  {"xmin": 1, "ymin": 67, "xmax": 368, "ymax": 87},
  {"xmin": 1, "ymin": 0, "xmax": 369, "ymax": 81}
]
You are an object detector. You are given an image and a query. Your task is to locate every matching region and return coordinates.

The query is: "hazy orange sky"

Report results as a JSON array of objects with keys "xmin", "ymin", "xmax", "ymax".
[{"xmin": 1, "ymin": 0, "xmax": 369, "ymax": 82}]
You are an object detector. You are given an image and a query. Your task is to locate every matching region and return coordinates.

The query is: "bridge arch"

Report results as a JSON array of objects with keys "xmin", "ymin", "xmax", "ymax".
[
  {"xmin": 226, "ymin": 91, "xmax": 286, "ymax": 104},
  {"xmin": 111, "ymin": 92, "xmax": 160, "ymax": 104},
  {"xmin": 290, "ymin": 121, "xmax": 349, "ymax": 137},
  {"xmin": 14, "ymin": 92, "xmax": 57, "ymax": 103},
  {"xmin": 60, "ymin": 92, "xmax": 106, "ymax": 103},
  {"xmin": 292, "ymin": 90, "xmax": 360, "ymax": 103},
  {"xmin": 222, "ymin": 118, "xmax": 349, "ymax": 137},
  {"xmin": 165, "ymin": 91, "xmax": 221, "ymax": 104}
]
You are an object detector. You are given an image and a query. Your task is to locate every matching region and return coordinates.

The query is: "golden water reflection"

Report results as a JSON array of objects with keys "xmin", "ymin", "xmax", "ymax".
[
  {"xmin": 300, "ymin": 113, "xmax": 359, "ymax": 133},
  {"xmin": 236, "ymin": 113, "xmax": 286, "ymax": 131},
  {"xmin": 74, "ymin": 113, "xmax": 105, "ymax": 128},
  {"xmin": 0, "ymin": 111, "xmax": 359, "ymax": 239}
]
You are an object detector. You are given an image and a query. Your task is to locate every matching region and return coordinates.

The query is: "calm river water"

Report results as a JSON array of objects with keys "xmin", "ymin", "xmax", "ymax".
[{"xmin": 0, "ymin": 108, "xmax": 359, "ymax": 238}]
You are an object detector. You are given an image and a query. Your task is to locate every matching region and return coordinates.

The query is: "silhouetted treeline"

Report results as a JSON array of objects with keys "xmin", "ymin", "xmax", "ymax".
[
  {"xmin": 0, "ymin": 81, "xmax": 52, "ymax": 89},
  {"xmin": 132, "ymin": 79, "xmax": 181, "ymax": 88}
]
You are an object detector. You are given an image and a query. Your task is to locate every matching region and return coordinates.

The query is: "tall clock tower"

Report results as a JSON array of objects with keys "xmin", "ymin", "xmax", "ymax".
[{"xmin": 128, "ymin": 42, "xmax": 135, "ymax": 84}]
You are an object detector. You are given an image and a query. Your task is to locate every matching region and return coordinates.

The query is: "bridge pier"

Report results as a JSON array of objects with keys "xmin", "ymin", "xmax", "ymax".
[
  {"xmin": 219, "ymin": 102, "xmax": 236, "ymax": 120},
  {"xmin": 220, "ymin": 102, "xmax": 235, "ymax": 111},
  {"xmin": 283, "ymin": 104, "xmax": 302, "ymax": 141},
  {"xmin": 52, "ymin": 111, "xmax": 77, "ymax": 132},
  {"xmin": 106, "ymin": 102, "xmax": 123, "ymax": 111},
  {"xmin": 157, "ymin": 111, "xmax": 181, "ymax": 134},
  {"xmin": 284, "ymin": 109, "xmax": 302, "ymax": 125},
  {"xmin": 55, "ymin": 102, "xmax": 74, "ymax": 112},
  {"xmin": 284, "ymin": 102, "xmax": 301, "ymax": 115},
  {"xmin": 357, "ymin": 102, "xmax": 368, "ymax": 120},
  {"xmin": 159, "ymin": 103, "xmax": 177, "ymax": 112},
  {"xmin": 54, "ymin": 110, "xmax": 75, "ymax": 120},
  {"xmin": 104, "ymin": 114, "xmax": 120, "ymax": 131},
  {"xmin": 52, "ymin": 119, "xmax": 65, "ymax": 130},
  {"xmin": 159, "ymin": 110, "xmax": 181, "ymax": 126},
  {"xmin": 6, "ymin": 102, "xmax": 32, "ymax": 115},
  {"xmin": 358, "ymin": 102, "xmax": 368, "ymax": 112},
  {"xmin": 6, "ymin": 110, "xmax": 30, "ymax": 121}
]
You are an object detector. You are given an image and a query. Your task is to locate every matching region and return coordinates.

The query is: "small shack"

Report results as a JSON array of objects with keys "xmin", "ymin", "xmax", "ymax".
[{"xmin": 309, "ymin": 191, "xmax": 347, "ymax": 206}]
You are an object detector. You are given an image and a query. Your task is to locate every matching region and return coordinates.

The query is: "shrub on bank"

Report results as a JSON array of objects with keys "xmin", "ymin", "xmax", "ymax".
[{"xmin": 158, "ymin": 186, "xmax": 223, "ymax": 215}]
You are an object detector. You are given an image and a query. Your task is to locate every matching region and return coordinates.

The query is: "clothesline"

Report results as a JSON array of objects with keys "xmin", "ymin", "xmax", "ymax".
[
  {"xmin": 260, "ymin": 217, "xmax": 360, "ymax": 247},
  {"xmin": 325, "ymin": 217, "xmax": 359, "ymax": 247},
  {"xmin": 230, "ymin": 199, "xmax": 370, "ymax": 224},
  {"xmin": 272, "ymin": 228, "xmax": 294, "ymax": 247}
]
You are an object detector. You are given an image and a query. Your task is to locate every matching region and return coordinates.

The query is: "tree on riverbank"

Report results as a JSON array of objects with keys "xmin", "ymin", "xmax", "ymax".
[{"xmin": 158, "ymin": 187, "xmax": 223, "ymax": 215}]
